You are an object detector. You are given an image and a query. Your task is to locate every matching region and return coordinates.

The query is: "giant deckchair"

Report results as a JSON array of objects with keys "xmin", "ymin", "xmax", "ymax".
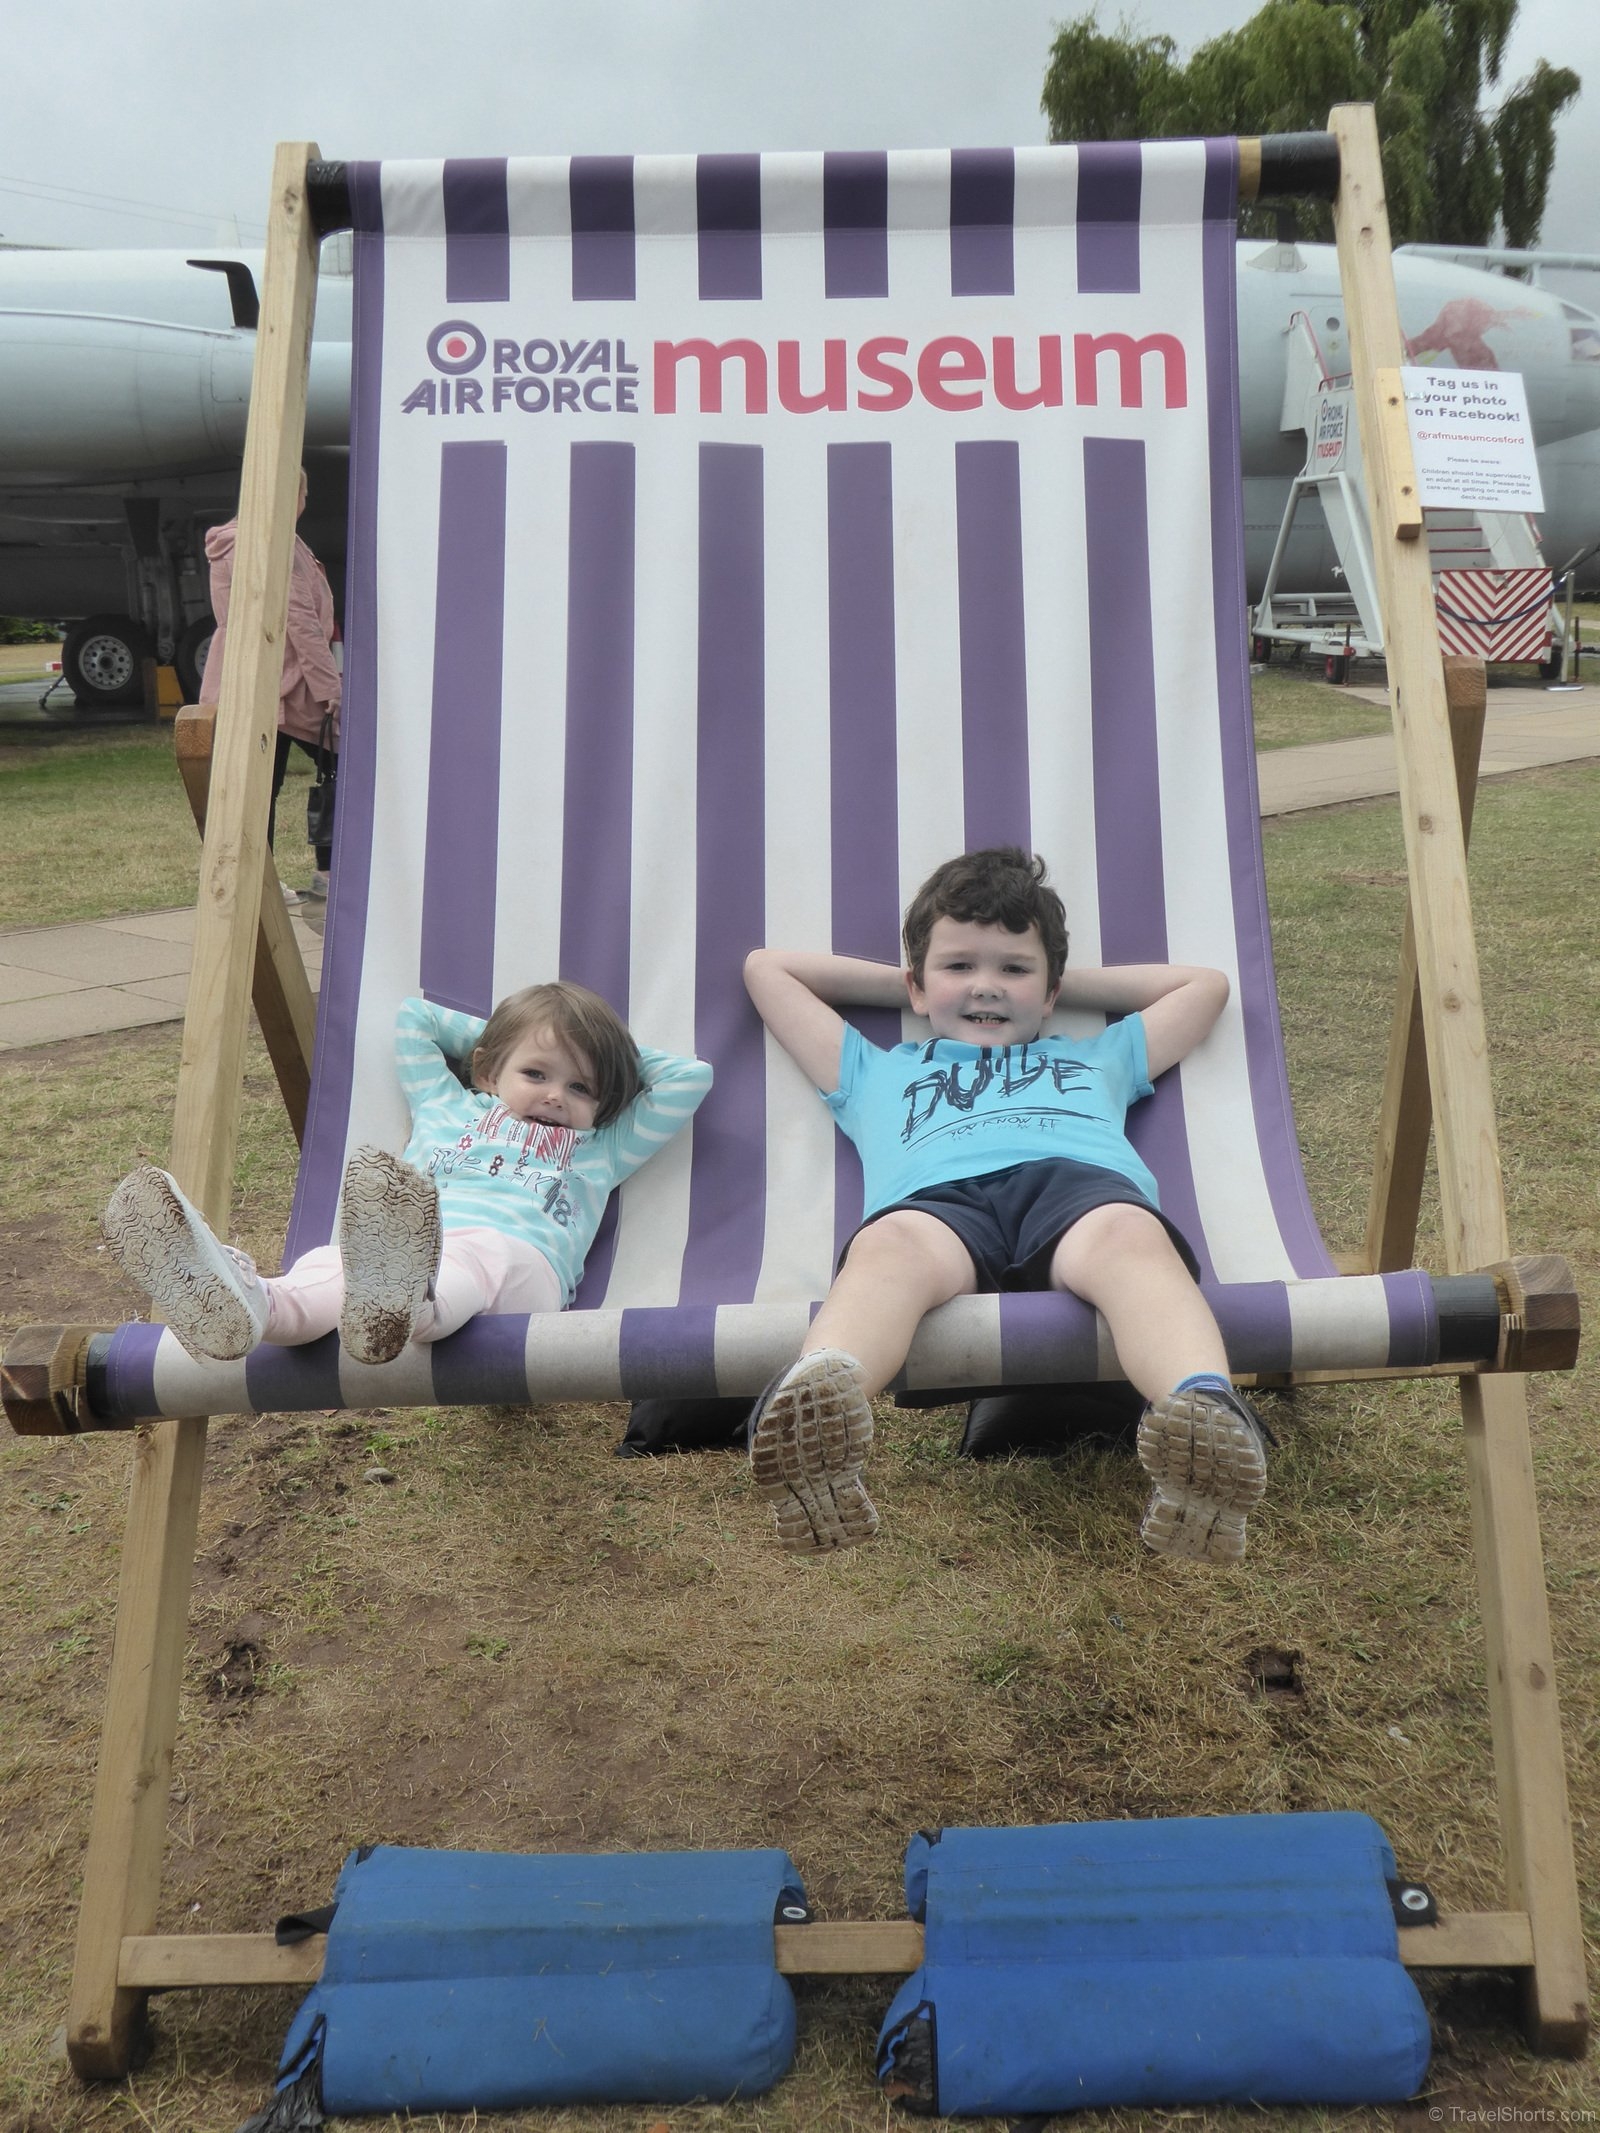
[{"xmin": 3, "ymin": 107, "xmax": 1586, "ymax": 2081}]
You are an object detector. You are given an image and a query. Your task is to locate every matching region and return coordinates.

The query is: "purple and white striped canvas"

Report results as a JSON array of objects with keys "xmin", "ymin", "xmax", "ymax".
[{"xmin": 290, "ymin": 141, "xmax": 1334, "ymax": 1313}]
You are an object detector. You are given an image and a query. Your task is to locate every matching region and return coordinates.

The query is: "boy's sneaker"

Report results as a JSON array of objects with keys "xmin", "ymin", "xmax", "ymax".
[
  {"xmin": 102, "ymin": 1166, "xmax": 270, "ymax": 1361},
  {"xmin": 280, "ymin": 882, "xmax": 301, "ymax": 908},
  {"xmin": 1136, "ymin": 1380, "xmax": 1270, "ymax": 1565},
  {"xmin": 337, "ymin": 1145, "xmax": 441, "ymax": 1365},
  {"xmin": 304, "ymin": 870, "xmax": 330, "ymax": 901},
  {"xmin": 749, "ymin": 1348, "xmax": 879, "ymax": 1555}
]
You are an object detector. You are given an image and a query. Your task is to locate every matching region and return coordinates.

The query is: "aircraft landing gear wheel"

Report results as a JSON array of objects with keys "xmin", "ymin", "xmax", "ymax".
[
  {"xmin": 61, "ymin": 613, "xmax": 152, "ymax": 708},
  {"xmin": 1538, "ymin": 647, "xmax": 1564, "ymax": 683},
  {"xmin": 1251, "ymin": 635, "xmax": 1271, "ymax": 665},
  {"xmin": 1325, "ymin": 652, "xmax": 1350, "ymax": 684},
  {"xmin": 174, "ymin": 615, "xmax": 217, "ymax": 703}
]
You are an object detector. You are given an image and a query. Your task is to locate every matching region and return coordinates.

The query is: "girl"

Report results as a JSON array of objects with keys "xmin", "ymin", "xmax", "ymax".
[{"xmin": 104, "ymin": 984, "xmax": 711, "ymax": 1365}]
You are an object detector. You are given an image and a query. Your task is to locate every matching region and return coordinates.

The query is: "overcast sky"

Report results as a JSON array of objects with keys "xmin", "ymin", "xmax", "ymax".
[{"xmin": 2, "ymin": 0, "xmax": 1595, "ymax": 259}]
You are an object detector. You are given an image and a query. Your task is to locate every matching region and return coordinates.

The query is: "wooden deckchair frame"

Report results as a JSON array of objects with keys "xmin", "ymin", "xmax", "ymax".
[{"xmin": 16, "ymin": 109, "xmax": 1585, "ymax": 2081}]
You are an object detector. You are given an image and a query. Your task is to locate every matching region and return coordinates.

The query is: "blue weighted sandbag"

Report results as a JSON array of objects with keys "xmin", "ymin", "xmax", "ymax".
[
  {"xmin": 877, "ymin": 1813, "xmax": 1431, "ymax": 2113},
  {"xmin": 271, "ymin": 1844, "xmax": 805, "ymax": 2113}
]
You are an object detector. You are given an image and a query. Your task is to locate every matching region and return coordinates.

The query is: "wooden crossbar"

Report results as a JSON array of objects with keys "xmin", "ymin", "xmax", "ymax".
[{"xmin": 116, "ymin": 1910, "xmax": 1534, "ymax": 1989}]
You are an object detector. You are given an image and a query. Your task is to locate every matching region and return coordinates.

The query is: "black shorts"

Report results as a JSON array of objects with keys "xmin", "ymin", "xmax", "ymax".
[{"xmin": 851, "ymin": 1158, "xmax": 1200, "ymax": 1292}]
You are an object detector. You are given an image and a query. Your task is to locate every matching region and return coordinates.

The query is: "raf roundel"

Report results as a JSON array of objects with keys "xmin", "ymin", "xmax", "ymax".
[{"xmin": 426, "ymin": 319, "xmax": 488, "ymax": 374}]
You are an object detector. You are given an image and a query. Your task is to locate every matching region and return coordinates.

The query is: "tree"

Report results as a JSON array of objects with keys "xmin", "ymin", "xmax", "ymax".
[{"xmin": 1040, "ymin": 1, "xmax": 1579, "ymax": 246}]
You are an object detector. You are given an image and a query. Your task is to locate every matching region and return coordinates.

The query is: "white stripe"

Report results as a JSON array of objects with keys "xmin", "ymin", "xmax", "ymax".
[
  {"xmin": 599, "ymin": 432, "xmax": 704, "ymax": 1304},
  {"xmin": 890, "ymin": 442, "xmax": 965, "ymax": 934},
  {"xmin": 1012, "ymin": 145, "xmax": 1078, "ymax": 232},
  {"xmin": 505, "ymin": 157, "xmax": 575, "ymax": 240},
  {"xmin": 632, "ymin": 154, "xmax": 699, "ymax": 312},
  {"xmin": 885, "ymin": 150, "xmax": 953, "ymax": 313},
  {"xmin": 754, "ymin": 408, "xmax": 840, "ymax": 1301},
  {"xmin": 523, "ymin": 1307, "xmax": 624, "ymax": 1399},
  {"xmin": 505, "ymin": 156, "xmax": 573, "ymax": 312},
  {"xmin": 633, "ymin": 153, "xmax": 700, "ymax": 241},
  {"xmin": 343, "ymin": 385, "xmax": 451, "ymax": 1173},
  {"xmin": 1018, "ymin": 430, "xmax": 1104, "ymax": 1018},
  {"xmin": 713, "ymin": 1300, "xmax": 816, "ymax": 1395},
  {"xmin": 1139, "ymin": 139, "xmax": 1210, "ymax": 230},
  {"xmin": 760, "ymin": 153, "xmax": 827, "ymax": 240},
  {"xmin": 150, "ymin": 1333, "xmax": 249, "ymax": 1418},
  {"xmin": 492, "ymin": 439, "xmax": 569, "ymax": 1003},
  {"xmin": 339, "ymin": 1343, "xmax": 437, "ymax": 1407},
  {"xmin": 1142, "ymin": 186, "xmax": 1295, "ymax": 1282},
  {"xmin": 1286, "ymin": 1275, "xmax": 1393, "ymax": 1371},
  {"xmin": 378, "ymin": 160, "xmax": 449, "ymax": 242},
  {"xmin": 903, "ymin": 1291, "xmax": 1004, "ymax": 1390}
]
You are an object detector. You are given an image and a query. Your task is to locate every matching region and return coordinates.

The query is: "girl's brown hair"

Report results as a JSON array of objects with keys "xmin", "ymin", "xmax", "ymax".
[{"xmin": 470, "ymin": 982, "xmax": 643, "ymax": 1128}]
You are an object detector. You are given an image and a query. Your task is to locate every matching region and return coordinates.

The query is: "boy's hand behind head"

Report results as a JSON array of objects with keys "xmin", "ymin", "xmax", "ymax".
[{"xmin": 905, "ymin": 916, "xmax": 1059, "ymax": 1048}]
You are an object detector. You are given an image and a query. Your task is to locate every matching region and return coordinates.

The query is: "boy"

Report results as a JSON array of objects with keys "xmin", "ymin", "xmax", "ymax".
[{"xmin": 743, "ymin": 846, "xmax": 1270, "ymax": 1565}]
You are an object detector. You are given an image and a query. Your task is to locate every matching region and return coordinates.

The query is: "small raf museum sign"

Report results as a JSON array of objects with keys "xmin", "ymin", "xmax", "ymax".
[{"xmin": 1400, "ymin": 367, "xmax": 1545, "ymax": 513}]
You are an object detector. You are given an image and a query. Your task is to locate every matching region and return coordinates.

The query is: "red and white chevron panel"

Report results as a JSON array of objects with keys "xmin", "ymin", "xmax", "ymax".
[{"xmin": 1433, "ymin": 567, "xmax": 1553, "ymax": 662}]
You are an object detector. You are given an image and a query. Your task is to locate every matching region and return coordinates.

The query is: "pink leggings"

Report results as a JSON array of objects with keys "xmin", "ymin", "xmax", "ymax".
[{"xmin": 260, "ymin": 1225, "xmax": 563, "ymax": 1346}]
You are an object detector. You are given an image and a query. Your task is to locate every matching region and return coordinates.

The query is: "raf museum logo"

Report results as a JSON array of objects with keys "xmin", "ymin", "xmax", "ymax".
[
  {"xmin": 401, "ymin": 320, "xmax": 643, "ymax": 414},
  {"xmin": 399, "ymin": 317, "xmax": 1190, "ymax": 419}
]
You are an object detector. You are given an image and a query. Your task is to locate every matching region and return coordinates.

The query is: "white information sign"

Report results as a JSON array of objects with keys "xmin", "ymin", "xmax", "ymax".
[{"xmin": 1401, "ymin": 367, "xmax": 1545, "ymax": 512}]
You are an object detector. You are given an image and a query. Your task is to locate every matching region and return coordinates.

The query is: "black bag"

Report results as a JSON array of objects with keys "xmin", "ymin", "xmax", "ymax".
[{"xmin": 305, "ymin": 714, "xmax": 337, "ymax": 849}]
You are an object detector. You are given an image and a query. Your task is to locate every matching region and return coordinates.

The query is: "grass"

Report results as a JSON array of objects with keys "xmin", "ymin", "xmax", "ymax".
[
  {"xmin": 0, "ymin": 763, "xmax": 1597, "ymax": 2127},
  {"xmin": 0, "ymin": 639, "xmax": 62, "ymax": 684},
  {"xmin": 1248, "ymin": 658, "xmax": 1393, "ymax": 750},
  {"xmin": 0, "ymin": 726, "xmax": 317, "ymax": 928}
]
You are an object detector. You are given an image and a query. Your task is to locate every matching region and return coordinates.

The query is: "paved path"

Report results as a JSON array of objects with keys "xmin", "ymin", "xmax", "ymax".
[
  {"xmin": 2, "ymin": 682, "xmax": 1594, "ymax": 1052},
  {"xmin": 1255, "ymin": 680, "xmax": 1600, "ymax": 816}
]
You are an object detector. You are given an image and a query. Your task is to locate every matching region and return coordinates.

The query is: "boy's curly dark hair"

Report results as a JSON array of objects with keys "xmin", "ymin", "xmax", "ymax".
[{"xmin": 902, "ymin": 847, "xmax": 1069, "ymax": 987}]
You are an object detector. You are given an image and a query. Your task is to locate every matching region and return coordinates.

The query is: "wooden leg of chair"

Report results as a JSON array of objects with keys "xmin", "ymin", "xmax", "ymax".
[
  {"xmin": 174, "ymin": 705, "xmax": 315, "ymax": 1145},
  {"xmin": 1459, "ymin": 1372, "xmax": 1589, "ymax": 2053},
  {"xmin": 1362, "ymin": 659, "xmax": 1487, "ymax": 1274},
  {"xmin": 67, "ymin": 1417, "xmax": 208, "ymax": 2078}
]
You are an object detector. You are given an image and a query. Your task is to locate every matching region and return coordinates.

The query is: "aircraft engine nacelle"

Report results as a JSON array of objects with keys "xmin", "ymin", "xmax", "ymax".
[{"xmin": 0, "ymin": 314, "xmax": 350, "ymax": 480}]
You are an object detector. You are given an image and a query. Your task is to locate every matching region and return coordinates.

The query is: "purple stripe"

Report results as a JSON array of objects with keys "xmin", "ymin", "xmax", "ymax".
[
  {"xmin": 618, "ymin": 1306, "xmax": 720, "ymax": 1398},
  {"xmin": 681, "ymin": 447, "xmax": 766, "ymax": 1303},
  {"xmin": 824, "ymin": 152, "xmax": 889, "ymax": 297},
  {"xmin": 950, "ymin": 148, "xmax": 1015, "ymax": 297},
  {"xmin": 570, "ymin": 156, "xmax": 636, "ymax": 301},
  {"xmin": 1076, "ymin": 141, "xmax": 1142, "ymax": 295},
  {"xmin": 245, "ymin": 1333, "xmax": 344, "ymax": 1413},
  {"xmin": 997, "ymin": 1291, "xmax": 1103, "ymax": 1385},
  {"xmin": 827, "ymin": 443, "xmax": 902, "ymax": 1255},
  {"xmin": 418, "ymin": 443, "xmax": 506, "ymax": 1013},
  {"xmin": 698, "ymin": 154, "xmax": 763, "ymax": 300},
  {"xmin": 443, "ymin": 158, "xmax": 510, "ymax": 303},
  {"xmin": 429, "ymin": 1310, "xmax": 534, "ymax": 1404},
  {"xmin": 561, "ymin": 442, "xmax": 636, "ymax": 1309},
  {"xmin": 1383, "ymin": 1270, "xmax": 1439, "ymax": 1368},
  {"xmin": 956, "ymin": 441, "xmax": 1030, "ymax": 850},
  {"xmin": 1084, "ymin": 436, "xmax": 1210, "ymax": 1277},
  {"xmin": 288, "ymin": 163, "xmax": 386, "ymax": 1256},
  {"xmin": 1200, "ymin": 136, "xmax": 1334, "ymax": 1278},
  {"xmin": 1207, "ymin": 1281, "xmax": 1295, "ymax": 1376},
  {"xmin": 101, "ymin": 1321, "xmax": 162, "ymax": 1421}
]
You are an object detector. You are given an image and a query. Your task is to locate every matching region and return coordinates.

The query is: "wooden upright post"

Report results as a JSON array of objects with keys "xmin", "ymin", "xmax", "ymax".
[
  {"xmin": 66, "ymin": 142, "xmax": 324, "ymax": 2080},
  {"xmin": 1331, "ymin": 104, "xmax": 1588, "ymax": 2052}
]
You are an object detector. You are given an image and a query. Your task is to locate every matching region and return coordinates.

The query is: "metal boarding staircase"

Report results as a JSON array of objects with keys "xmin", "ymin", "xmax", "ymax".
[{"xmin": 1252, "ymin": 313, "xmax": 1560, "ymax": 680}]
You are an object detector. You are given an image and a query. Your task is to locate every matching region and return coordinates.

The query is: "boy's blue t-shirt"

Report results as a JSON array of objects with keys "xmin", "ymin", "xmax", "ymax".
[{"xmin": 824, "ymin": 1017, "xmax": 1159, "ymax": 1217}]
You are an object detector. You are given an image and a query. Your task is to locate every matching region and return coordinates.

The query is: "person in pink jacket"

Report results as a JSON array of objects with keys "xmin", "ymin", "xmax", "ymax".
[{"xmin": 200, "ymin": 466, "xmax": 340, "ymax": 903}]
